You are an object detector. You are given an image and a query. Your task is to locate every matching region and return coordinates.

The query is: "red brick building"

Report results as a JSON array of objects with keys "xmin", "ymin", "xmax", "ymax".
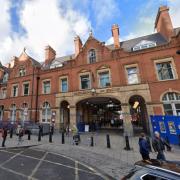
[{"xmin": 0, "ymin": 6, "xmax": 180, "ymax": 134}]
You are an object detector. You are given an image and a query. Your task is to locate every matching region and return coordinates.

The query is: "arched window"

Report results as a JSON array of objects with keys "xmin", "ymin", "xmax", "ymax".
[
  {"xmin": 21, "ymin": 103, "xmax": 28, "ymax": 125},
  {"xmin": 162, "ymin": 92, "xmax": 180, "ymax": 115},
  {"xmin": 10, "ymin": 104, "xmax": 16, "ymax": 123},
  {"xmin": 42, "ymin": 102, "xmax": 51, "ymax": 122},
  {"xmin": 0, "ymin": 105, "xmax": 4, "ymax": 121},
  {"xmin": 88, "ymin": 49, "xmax": 96, "ymax": 64}
]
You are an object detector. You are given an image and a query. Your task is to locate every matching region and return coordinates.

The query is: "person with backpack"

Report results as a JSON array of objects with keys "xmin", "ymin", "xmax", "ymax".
[
  {"xmin": 2, "ymin": 127, "xmax": 8, "ymax": 147},
  {"xmin": 138, "ymin": 133, "xmax": 150, "ymax": 161}
]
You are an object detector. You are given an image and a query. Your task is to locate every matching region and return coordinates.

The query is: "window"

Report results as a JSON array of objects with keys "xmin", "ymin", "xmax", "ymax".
[
  {"xmin": 3, "ymin": 73, "xmax": 8, "ymax": 83},
  {"xmin": 99, "ymin": 71, "xmax": 110, "ymax": 88},
  {"xmin": 0, "ymin": 106, "xmax": 4, "ymax": 121},
  {"xmin": 42, "ymin": 102, "xmax": 51, "ymax": 122},
  {"xmin": 43, "ymin": 81, "xmax": 50, "ymax": 94},
  {"xmin": 126, "ymin": 67, "xmax": 139, "ymax": 84},
  {"xmin": 156, "ymin": 62, "xmax": 174, "ymax": 80},
  {"xmin": 19, "ymin": 68, "xmax": 26, "ymax": 77},
  {"xmin": 10, "ymin": 104, "xmax": 16, "ymax": 122},
  {"xmin": 21, "ymin": 103, "xmax": 28, "ymax": 125},
  {"xmin": 12, "ymin": 85, "xmax": 18, "ymax": 97},
  {"xmin": 23, "ymin": 83, "xmax": 29, "ymax": 96},
  {"xmin": 61, "ymin": 78, "xmax": 68, "ymax": 92},
  {"xmin": 1, "ymin": 88, "xmax": 6, "ymax": 99},
  {"xmin": 162, "ymin": 92, "xmax": 180, "ymax": 116},
  {"xmin": 80, "ymin": 74, "xmax": 90, "ymax": 89},
  {"xmin": 133, "ymin": 40, "xmax": 156, "ymax": 51},
  {"xmin": 88, "ymin": 49, "xmax": 96, "ymax": 63}
]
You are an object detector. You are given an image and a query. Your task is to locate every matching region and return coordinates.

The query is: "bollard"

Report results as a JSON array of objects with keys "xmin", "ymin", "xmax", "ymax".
[
  {"xmin": 124, "ymin": 135, "xmax": 131, "ymax": 150},
  {"xmin": 90, "ymin": 136, "xmax": 94, "ymax": 147},
  {"xmin": 62, "ymin": 132, "xmax": 65, "ymax": 144},
  {"xmin": 38, "ymin": 129, "xmax": 41, "ymax": 141},
  {"xmin": 146, "ymin": 136, "xmax": 152, "ymax": 152},
  {"xmin": 49, "ymin": 131, "xmax": 52, "ymax": 143},
  {"xmin": 179, "ymin": 135, "xmax": 180, "ymax": 146},
  {"xmin": 10, "ymin": 128, "xmax": 13, "ymax": 138},
  {"xmin": 165, "ymin": 136, "xmax": 171, "ymax": 151},
  {"xmin": 106, "ymin": 134, "xmax": 111, "ymax": 148},
  {"xmin": 28, "ymin": 130, "xmax": 31, "ymax": 140}
]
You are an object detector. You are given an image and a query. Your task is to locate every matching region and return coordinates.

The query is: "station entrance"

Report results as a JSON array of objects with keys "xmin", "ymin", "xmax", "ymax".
[{"xmin": 76, "ymin": 97, "xmax": 123, "ymax": 131}]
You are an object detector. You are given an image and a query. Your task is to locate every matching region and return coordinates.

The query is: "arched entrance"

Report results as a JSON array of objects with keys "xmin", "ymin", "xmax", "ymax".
[
  {"xmin": 60, "ymin": 101, "xmax": 70, "ymax": 130},
  {"xmin": 76, "ymin": 97, "xmax": 123, "ymax": 131},
  {"xmin": 129, "ymin": 95, "xmax": 149, "ymax": 134}
]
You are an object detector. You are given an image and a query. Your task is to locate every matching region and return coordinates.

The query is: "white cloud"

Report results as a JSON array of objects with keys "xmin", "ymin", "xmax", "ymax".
[{"xmin": 0, "ymin": 0, "xmax": 91, "ymax": 64}]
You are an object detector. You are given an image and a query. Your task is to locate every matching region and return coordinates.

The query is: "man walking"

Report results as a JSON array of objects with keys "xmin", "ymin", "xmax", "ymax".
[
  {"xmin": 2, "ymin": 127, "xmax": 7, "ymax": 147},
  {"xmin": 152, "ymin": 131, "xmax": 166, "ymax": 161},
  {"xmin": 138, "ymin": 133, "xmax": 150, "ymax": 161}
]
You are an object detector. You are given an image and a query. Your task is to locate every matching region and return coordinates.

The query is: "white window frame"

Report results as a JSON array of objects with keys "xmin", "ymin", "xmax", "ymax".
[
  {"xmin": 60, "ymin": 76, "xmax": 68, "ymax": 93},
  {"xmin": 23, "ymin": 82, "xmax": 30, "ymax": 96},
  {"xmin": 88, "ymin": 49, "xmax": 96, "ymax": 64},
  {"xmin": 42, "ymin": 79, "xmax": 51, "ymax": 94},
  {"xmin": 79, "ymin": 72, "xmax": 91, "ymax": 90},
  {"xmin": 42, "ymin": 102, "xmax": 51, "ymax": 123},
  {"xmin": 97, "ymin": 69, "xmax": 111, "ymax": 88},
  {"xmin": 125, "ymin": 64, "xmax": 140, "ymax": 85},
  {"xmin": 12, "ymin": 84, "xmax": 18, "ymax": 97},
  {"xmin": 154, "ymin": 57, "xmax": 177, "ymax": 81}
]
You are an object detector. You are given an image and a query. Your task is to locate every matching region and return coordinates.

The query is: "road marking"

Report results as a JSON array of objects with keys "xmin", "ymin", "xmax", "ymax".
[
  {"xmin": 0, "ymin": 150, "xmax": 24, "ymax": 166},
  {"xmin": 28, "ymin": 151, "xmax": 48, "ymax": 179},
  {"xmin": 75, "ymin": 161, "xmax": 79, "ymax": 180}
]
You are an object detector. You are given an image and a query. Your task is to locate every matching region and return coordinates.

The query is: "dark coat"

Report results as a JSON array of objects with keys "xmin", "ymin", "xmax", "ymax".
[
  {"xmin": 139, "ymin": 138, "xmax": 150, "ymax": 155},
  {"xmin": 152, "ymin": 137, "xmax": 165, "ymax": 153}
]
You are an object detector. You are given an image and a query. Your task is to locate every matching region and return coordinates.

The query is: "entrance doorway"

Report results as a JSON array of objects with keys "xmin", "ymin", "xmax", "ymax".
[
  {"xmin": 60, "ymin": 101, "xmax": 70, "ymax": 130},
  {"xmin": 129, "ymin": 95, "xmax": 149, "ymax": 134},
  {"xmin": 76, "ymin": 97, "xmax": 123, "ymax": 131}
]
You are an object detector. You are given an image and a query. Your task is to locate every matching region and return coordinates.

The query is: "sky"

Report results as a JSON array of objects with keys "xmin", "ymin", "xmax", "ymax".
[{"xmin": 0, "ymin": 0, "xmax": 180, "ymax": 65}]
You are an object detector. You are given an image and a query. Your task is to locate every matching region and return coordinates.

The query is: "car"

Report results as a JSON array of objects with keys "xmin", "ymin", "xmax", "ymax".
[{"xmin": 121, "ymin": 159, "xmax": 180, "ymax": 180}]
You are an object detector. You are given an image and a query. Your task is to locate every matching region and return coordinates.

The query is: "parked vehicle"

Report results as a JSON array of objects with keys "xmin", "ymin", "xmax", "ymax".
[{"xmin": 121, "ymin": 159, "xmax": 180, "ymax": 180}]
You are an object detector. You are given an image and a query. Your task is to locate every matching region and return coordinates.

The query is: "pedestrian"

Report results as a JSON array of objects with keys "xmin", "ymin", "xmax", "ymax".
[
  {"xmin": 138, "ymin": 133, "xmax": 150, "ymax": 161},
  {"xmin": 17, "ymin": 126, "xmax": 24, "ymax": 145},
  {"xmin": 2, "ymin": 127, "xmax": 8, "ymax": 147},
  {"xmin": 152, "ymin": 131, "xmax": 166, "ymax": 161}
]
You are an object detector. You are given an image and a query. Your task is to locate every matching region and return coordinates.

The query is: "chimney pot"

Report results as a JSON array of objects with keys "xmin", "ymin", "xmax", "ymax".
[
  {"xmin": 111, "ymin": 24, "xmax": 120, "ymax": 48},
  {"xmin": 45, "ymin": 45, "xmax": 56, "ymax": 65}
]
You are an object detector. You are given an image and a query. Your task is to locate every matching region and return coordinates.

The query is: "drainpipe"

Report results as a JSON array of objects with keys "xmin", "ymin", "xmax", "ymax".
[
  {"xmin": 30, "ymin": 66, "xmax": 35, "ymax": 121},
  {"xmin": 35, "ymin": 76, "xmax": 40, "ymax": 123}
]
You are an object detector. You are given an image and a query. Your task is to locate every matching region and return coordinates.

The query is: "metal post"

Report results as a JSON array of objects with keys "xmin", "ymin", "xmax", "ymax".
[
  {"xmin": 90, "ymin": 136, "xmax": 94, "ymax": 147},
  {"xmin": 106, "ymin": 134, "xmax": 111, "ymax": 148},
  {"xmin": 62, "ymin": 131, "xmax": 65, "ymax": 144},
  {"xmin": 165, "ymin": 136, "xmax": 171, "ymax": 151},
  {"xmin": 146, "ymin": 136, "xmax": 152, "ymax": 152},
  {"xmin": 49, "ymin": 131, "xmax": 52, "ymax": 143},
  {"xmin": 28, "ymin": 130, "xmax": 31, "ymax": 140},
  {"xmin": 38, "ymin": 128, "xmax": 41, "ymax": 141},
  {"xmin": 10, "ymin": 128, "xmax": 13, "ymax": 138},
  {"xmin": 124, "ymin": 135, "xmax": 131, "ymax": 150}
]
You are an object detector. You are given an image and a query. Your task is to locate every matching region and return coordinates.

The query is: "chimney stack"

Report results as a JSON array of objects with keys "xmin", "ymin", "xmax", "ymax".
[
  {"xmin": 111, "ymin": 24, "xmax": 120, "ymax": 48},
  {"xmin": 74, "ymin": 36, "xmax": 82, "ymax": 57},
  {"xmin": 155, "ymin": 6, "xmax": 173, "ymax": 41},
  {"xmin": 45, "ymin": 45, "xmax": 56, "ymax": 64}
]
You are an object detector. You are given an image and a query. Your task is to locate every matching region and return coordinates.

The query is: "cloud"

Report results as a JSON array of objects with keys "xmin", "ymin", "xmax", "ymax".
[
  {"xmin": 0, "ymin": 0, "xmax": 91, "ymax": 64},
  {"xmin": 92, "ymin": 0, "xmax": 120, "ymax": 26}
]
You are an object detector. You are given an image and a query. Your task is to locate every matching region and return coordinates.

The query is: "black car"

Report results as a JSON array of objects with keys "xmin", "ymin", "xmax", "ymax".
[{"xmin": 122, "ymin": 159, "xmax": 180, "ymax": 180}]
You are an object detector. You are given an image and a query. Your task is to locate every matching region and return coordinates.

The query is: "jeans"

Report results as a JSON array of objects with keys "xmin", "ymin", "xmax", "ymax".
[{"xmin": 157, "ymin": 152, "xmax": 166, "ymax": 161}]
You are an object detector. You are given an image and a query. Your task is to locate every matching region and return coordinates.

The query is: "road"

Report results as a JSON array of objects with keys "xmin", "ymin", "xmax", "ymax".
[{"xmin": 0, "ymin": 147, "xmax": 109, "ymax": 180}]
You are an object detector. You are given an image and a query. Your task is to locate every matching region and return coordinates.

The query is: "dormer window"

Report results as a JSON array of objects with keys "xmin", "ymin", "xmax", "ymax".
[
  {"xmin": 88, "ymin": 49, "xmax": 96, "ymax": 64},
  {"xmin": 19, "ymin": 68, "xmax": 26, "ymax": 77},
  {"xmin": 133, "ymin": 40, "xmax": 156, "ymax": 51}
]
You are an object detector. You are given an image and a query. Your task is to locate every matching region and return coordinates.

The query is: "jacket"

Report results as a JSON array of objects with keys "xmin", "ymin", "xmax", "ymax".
[
  {"xmin": 139, "ymin": 138, "xmax": 149, "ymax": 155},
  {"xmin": 152, "ymin": 137, "xmax": 165, "ymax": 153}
]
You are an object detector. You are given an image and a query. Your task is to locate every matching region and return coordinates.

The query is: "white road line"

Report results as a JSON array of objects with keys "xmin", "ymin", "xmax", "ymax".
[
  {"xmin": 28, "ymin": 151, "xmax": 48, "ymax": 179},
  {"xmin": 75, "ymin": 161, "xmax": 79, "ymax": 180},
  {"xmin": 0, "ymin": 150, "xmax": 24, "ymax": 166},
  {"xmin": 0, "ymin": 165, "xmax": 38, "ymax": 180}
]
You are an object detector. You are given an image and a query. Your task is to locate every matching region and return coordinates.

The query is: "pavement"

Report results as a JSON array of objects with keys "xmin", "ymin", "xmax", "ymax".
[{"xmin": 0, "ymin": 131, "xmax": 180, "ymax": 180}]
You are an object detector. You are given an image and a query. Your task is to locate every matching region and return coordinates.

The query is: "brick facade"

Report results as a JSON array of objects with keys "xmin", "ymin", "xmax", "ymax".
[{"xmin": 0, "ymin": 6, "xmax": 180, "ymax": 134}]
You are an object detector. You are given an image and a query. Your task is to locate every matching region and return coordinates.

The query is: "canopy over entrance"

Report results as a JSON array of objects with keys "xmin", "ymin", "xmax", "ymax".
[{"xmin": 76, "ymin": 97, "xmax": 123, "ymax": 131}]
